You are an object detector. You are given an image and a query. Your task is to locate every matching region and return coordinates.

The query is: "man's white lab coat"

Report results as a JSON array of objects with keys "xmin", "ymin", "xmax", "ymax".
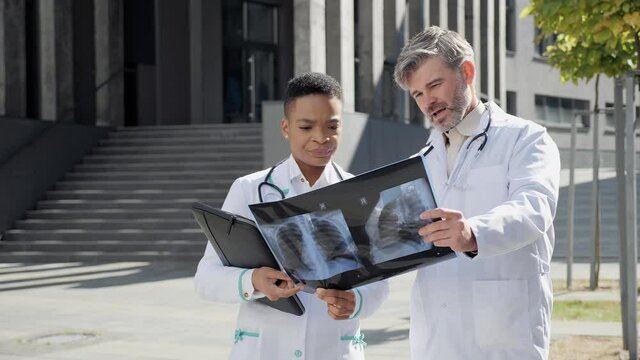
[{"xmin": 411, "ymin": 102, "xmax": 560, "ymax": 359}]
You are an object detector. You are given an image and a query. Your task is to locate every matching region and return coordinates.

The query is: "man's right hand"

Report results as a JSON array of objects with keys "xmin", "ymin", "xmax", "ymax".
[{"xmin": 251, "ymin": 267, "xmax": 303, "ymax": 301}]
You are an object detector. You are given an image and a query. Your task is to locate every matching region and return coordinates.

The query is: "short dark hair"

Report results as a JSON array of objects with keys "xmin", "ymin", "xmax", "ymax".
[{"xmin": 284, "ymin": 72, "xmax": 343, "ymax": 116}]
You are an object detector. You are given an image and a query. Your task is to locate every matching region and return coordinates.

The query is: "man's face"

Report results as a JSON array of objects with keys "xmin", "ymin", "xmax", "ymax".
[
  {"xmin": 281, "ymin": 94, "xmax": 342, "ymax": 170},
  {"xmin": 406, "ymin": 57, "xmax": 473, "ymax": 132}
]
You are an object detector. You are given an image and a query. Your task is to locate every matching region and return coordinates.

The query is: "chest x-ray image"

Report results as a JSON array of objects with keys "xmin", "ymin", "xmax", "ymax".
[
  {"xmin": 259, "ymin": 210, "xmax": 360, "ymax": 284},
  {"xmin": 250, "ymin": 156, "xmax": 455, "ymax": 291},
  {"xmin": 365, "ymin": 178, "xmax": 436, "ymax": 264}
]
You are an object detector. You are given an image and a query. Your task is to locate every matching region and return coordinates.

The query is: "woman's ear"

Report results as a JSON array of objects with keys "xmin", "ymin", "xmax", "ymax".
[
  {"xmin": 281, "ymin": 118, "xmax": 289, "ymax": 139},
  {"xmin": 461, "ymin": 60, "xmax": 475, "ymax": 85}
]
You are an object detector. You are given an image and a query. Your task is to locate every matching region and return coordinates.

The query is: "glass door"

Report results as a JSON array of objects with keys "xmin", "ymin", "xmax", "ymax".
[{"xmin": 223, "ymin": 0, "xmax": 279, "ymax": 123}]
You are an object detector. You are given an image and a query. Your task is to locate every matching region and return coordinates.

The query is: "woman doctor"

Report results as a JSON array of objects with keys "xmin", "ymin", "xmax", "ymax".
[{"xmin": 194, "ymin": 72, "xmax": 389, "ymax": 360}]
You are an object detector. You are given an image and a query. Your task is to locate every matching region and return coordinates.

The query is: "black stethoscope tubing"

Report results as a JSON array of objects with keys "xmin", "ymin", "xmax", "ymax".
[{"xmin": 422, "ymin": 105, "xmax": 492, "ymax": 158}]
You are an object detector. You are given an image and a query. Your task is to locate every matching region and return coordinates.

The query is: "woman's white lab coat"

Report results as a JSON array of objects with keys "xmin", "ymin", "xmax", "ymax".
[
  {"xmin": 195, "ymin": 155, "xmax": 389, "ymax": 360},
  {"xmin": 410, "ymin": 102, "xmax": 560, "ymax": 359}
]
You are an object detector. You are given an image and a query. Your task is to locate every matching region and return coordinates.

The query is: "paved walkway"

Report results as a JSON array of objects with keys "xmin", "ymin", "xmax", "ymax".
[{"xmin": 0, "ymin": 261, "xmax": 635, "ymax": 359}]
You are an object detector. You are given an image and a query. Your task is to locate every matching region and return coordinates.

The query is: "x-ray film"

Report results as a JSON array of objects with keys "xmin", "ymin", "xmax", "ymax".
[{"xmin": 250, "ymin": 156, "xmax": 455, "ymax": 292}]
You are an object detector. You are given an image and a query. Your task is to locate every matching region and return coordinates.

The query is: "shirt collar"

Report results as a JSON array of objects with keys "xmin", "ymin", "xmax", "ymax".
[
  {"xmin": 286, "ymin": 154, "xmax": 335, "ymax": 187},
  {"xmin": 454, "ymin": 101, "xmax": 486, "ymax": 137}
]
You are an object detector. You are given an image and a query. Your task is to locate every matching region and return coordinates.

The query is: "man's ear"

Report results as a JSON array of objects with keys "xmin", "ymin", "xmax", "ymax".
[
  {"xmin": 281, "ymin": 117, "xmax": 289, "ymax": 139},
  {"xmin": 461, "ymin": 60, "xmax": 475, "ymax": 85}
]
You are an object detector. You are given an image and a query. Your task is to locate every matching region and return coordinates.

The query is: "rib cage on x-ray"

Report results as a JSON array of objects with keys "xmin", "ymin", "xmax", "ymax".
[
  {"xmin": 377, "ymin": 184, "xmax": 426, "ymax": 248},
  {"xmin": 275, "ymin": 222, "xmax": 310, "ymax": 272},
  {"xmin": 312, "ymin": 218, "xmax": 352, "ymax": 262}
]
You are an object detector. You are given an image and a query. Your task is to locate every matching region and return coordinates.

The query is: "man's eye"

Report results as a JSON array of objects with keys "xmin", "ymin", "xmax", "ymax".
[
  {"xmin": 300, "ymin": 127, "xmax": 312, "ymax": 131},
  {"xmin": 329, "ymin": 125, "xmax": 339, "ymax": 130}
]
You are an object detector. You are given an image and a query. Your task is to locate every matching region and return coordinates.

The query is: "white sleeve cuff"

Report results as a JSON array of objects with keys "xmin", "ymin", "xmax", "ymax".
[
  {"xmin": 239, "ymin": 269, "xmax": 265, "ymax": 301},
  {"xmin": 349, "ymin": 288, "xmax": 363, "ymax": 319}
]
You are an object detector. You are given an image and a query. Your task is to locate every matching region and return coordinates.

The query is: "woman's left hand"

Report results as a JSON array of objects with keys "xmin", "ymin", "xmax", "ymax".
[{"xmin": 315, "ymin": 288, "xmax": 356, "ymax": 320}]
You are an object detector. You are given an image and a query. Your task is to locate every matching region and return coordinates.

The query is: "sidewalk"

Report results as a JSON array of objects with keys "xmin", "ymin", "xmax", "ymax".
[{"xmin": 0, "ymin": 261, "xmax": 633, "ymax": 360}]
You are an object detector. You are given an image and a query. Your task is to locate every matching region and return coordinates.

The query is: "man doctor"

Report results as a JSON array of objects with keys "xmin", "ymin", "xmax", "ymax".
[{"xmin": 394, "ymin": 26, "xmax": 560, "ymax": 359}]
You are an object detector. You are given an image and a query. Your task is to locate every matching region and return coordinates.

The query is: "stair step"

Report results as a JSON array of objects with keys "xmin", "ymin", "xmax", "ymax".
[
  {"xmin": 98, "ymin": 136, "xmax": 262, "ymax": 147},
  {"xmin": 54, "ymin": 180, "xmax": 232, "ymax": 191},
  {"xmin": 45, "ymin": 189, "xmax": 227, "ymax": 200},
  {"xmin": 0, "ymin": 240, "xmax": 205, "ymax": 252},
  {"xmin": 0, "ymin": 252, "xmax": 203, "ymax": 263},
  {"xmin": 91, "ymin": 143, "xmax": 261, "ymax": 155},
  {"xmin": 73, "ymin": 161, "xmax": 262, "ymax": 172},
  {"xmin": 26, "ymin": 208, "xmax": 193, "ymax": 220},
  {"xmin": 116, "ymin": 123, "xmax": 260, "ymax": 131},
  {"xmin": 36, "ymin": 199, "xmax": 223, "ymax": 210},
  {"xmin": 14, "ymin": 219, "xmax": 199, "ymax": 230},
  {"xmin": 4, "ymin": 229, "xmax": 204, "ymax": 241},
  {"xmin": 81, "ymin": 153, "xmax": 260, "ymax": 164},
  {"xmin": 108, "ymin": 128, "xmax": 261, "ymax": 139},
  {"xmin": 65, "ymin": 170, "xmax": 239, "ymax": 181}
]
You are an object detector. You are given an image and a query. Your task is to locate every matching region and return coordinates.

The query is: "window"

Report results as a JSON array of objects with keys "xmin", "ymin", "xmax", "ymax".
[
  {"xmin": 506, "ymin": 0, "xmax": 516, "ymax": 53},
  {"xmin": 506, "ymin": 91, "xmax": 517, "ymax": 116},
  {"xmin": 535, "ymin": 94, "xmax": 589, "ymax": 126},
  {"xmin": 534, "ymin": 26, "xmax": 556, "ymax": 57},
  {"xmin": 605, "ymin": 102, "xmax": 640, "ymax": 128}
]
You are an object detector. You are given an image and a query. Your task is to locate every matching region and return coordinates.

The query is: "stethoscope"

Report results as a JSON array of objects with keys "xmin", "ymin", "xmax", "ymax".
[
  {"xmin": 258, "ymin": 160, "xmax": 345, "ymax": 203},
  {"xmin": 422, "ymin": 103, "xmax": 493, "ymax": 189}
]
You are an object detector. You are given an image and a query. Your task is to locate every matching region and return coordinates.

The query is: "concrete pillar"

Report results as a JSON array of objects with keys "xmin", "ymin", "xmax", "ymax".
[
  {"xmin": 95, "ymin": 0, "xmax": 124, "ymax": 127},
  {"xmin": 189, "ymin": 0, "xmax": 203, "ymax": 124},
  {"xmin": 383, "ymin": 0, "xmax": 408, "ymax": 122},
  {"xmin": 456, "ymin": 0, "xmax": 465, "ymax": 36},
  {"xmin": 0, "ymin": 0, "xmax": 4, "ymax": 116},
  {"xmin": 438, "ymin": 0, "xmax": 448, "ymax": 29},
  {"xmin": 54, "ymin": 0, "xmax": 73, "ymax": 122},
  {"xmin": 495, "ymin": 0, "xmax": 506, "ymax": 106},
  {"xmin": 37, "ymin": 0, "xmax": 56, "ymax": 121},
  {"xmin": 486, "ymin": 0, "xmax": 495, "ymax": 102},
  {"xmin": 202, "ymin": 0, "xmax": 223, "ymax": 123},
  {"xmin": 325, "ymin": 0, "xmax": 355, "ymax": 112},
  {"xmin": 356, "ymin": 0, "xmax": 384, "ymax": 117},
  {"xmin": 294, "ymin": 0, "xmax": 325, "ymax": 74},
  {"xmin": 0, "ymin": 0, "xmax": 27, "ymax": 117},
  {"xmin": 408, "ymin": 0, "xmax": 429, "ymax": 37}
]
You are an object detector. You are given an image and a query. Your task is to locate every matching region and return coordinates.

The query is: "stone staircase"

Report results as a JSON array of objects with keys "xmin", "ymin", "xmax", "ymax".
[
  {"xmin": 553, "ymin": 171, "xmax": 640, "ymax": 262},
  {"xmin": 0, "ymin": 123, "xmax": 263, "ymax": 263}
]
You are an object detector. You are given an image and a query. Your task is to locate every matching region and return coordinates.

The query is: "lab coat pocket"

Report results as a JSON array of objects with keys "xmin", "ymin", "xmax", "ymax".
[
  {"xmin": 337, "ymin": 328, "xmax": 366, "ymax": 360},
  {"xmin": 471, "ymin": 279, "xmax": 532, "ymax": 349},
  {"xmin": 229, "ymin": 326, "xmax": 262, "ymax": 360}
]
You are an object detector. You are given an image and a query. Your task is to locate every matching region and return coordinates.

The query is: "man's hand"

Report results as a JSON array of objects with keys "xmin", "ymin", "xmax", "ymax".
[
  {"xmin": 251, "ymin": 267, "xmax": 302, "ymax": 301},
  {"xmin": 418, "ymin": 208, "xmax": 477, "ymax": 252},
  {"xmin": 315, "ymin": 288, "xmax": 356, "ymax": 320}
]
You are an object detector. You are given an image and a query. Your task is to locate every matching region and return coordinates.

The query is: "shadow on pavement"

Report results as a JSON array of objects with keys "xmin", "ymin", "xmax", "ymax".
[{"xmin": 0, "ymin": 261, "xmax": 197, "ymax": 292}]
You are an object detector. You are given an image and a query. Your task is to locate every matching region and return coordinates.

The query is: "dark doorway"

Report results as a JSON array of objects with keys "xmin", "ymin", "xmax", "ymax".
[
  {"xmin": 123, "ymin": 0, "xmax": 156, "ymax": 127},
  {"xmin": 222, "ymin": 0, "xmax": 282, "ymax": 123}
]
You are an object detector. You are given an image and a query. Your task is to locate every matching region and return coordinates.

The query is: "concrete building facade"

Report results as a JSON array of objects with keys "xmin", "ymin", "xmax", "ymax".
[{"xmin": 0, "ymin": 0, "xmax": 637, "ymax": 167}]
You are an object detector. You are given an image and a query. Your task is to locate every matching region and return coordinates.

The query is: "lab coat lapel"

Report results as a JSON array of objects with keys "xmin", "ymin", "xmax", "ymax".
[{"xmin": 423, "ymin": 131, "xmax": 449, "ymax": 206}]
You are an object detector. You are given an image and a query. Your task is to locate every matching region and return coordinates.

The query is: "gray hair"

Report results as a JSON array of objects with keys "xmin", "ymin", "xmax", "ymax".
[{"xmin": 394, "ymin": 26, "xmax": 474, "ymax": 90}]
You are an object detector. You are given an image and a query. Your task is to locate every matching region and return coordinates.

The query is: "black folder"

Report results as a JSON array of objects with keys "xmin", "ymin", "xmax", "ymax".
[{"xmin": 192, "ymin": 202, "xmax": 305, "ymax": 316}]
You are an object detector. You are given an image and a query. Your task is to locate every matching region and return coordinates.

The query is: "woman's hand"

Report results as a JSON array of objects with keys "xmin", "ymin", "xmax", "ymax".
[
  {"xmin": 315, "ymin": 288, "xmax": 356, "ymax": 320},
  {"xmin": 251, "ymin": 267, "xmax": 303, "ymax": 301}
]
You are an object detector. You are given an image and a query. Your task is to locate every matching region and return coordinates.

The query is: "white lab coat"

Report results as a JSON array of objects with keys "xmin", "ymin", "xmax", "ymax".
[
  {"xmin": 410, "ymin": 102, "xmax": 560, "ymax": 359},
  {"xmin": 195, "ymin": 155, "xmax": 389, "ymax": 360}
]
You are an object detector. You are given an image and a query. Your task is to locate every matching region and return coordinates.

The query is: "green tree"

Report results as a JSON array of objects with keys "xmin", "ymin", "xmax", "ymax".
[
  {"xmin": 522, "ymin": 0, "xmax": 640, "ymax": 290},
  {"xmin": 522, "ymin": 0, "xmax": 640, "ymax": 97}
]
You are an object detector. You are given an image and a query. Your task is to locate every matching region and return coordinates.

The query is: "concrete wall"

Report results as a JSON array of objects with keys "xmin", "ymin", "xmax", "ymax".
[
  {"xmin": 0, "ymin": 117, "xmax": 111, "ymax": 235},
  {"xmin": 262, "ymin": 101, "xmax": 430, "ymax": 175}
]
